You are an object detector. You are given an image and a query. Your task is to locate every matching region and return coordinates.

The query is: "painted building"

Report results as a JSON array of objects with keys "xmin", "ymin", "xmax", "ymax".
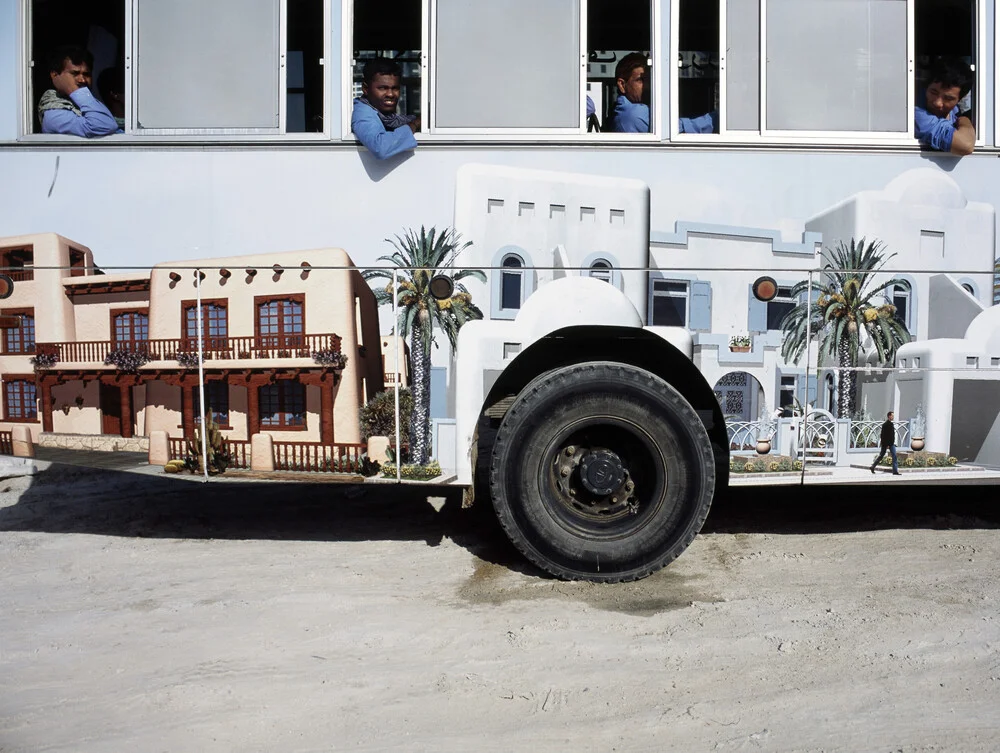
[
  {"xmin": 452, "ymin": 164, "xmax": 996, "ymax": 426},
  {"xmin": 0, "ymin": 233, "xmax": 383, "ymax": 446}
]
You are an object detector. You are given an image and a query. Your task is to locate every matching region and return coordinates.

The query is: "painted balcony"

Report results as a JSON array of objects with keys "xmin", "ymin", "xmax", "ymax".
[{"xmin": 36, "ymin": 333, "xmax": 344, "ymax": 367}]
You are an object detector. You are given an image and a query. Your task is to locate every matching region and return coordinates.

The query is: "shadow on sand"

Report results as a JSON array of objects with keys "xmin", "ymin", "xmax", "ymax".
[{"xmin": 2, "ymin": 463, "xmax": 998, "ymax": 580}]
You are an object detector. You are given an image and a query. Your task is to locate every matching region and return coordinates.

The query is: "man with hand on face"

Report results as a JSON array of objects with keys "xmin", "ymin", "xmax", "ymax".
[
  {"xmin": 352, "ymin": 58, "xmax": 420, "ymax": 160},
  {"xmin": 915, "ymin": 57, "xmax": 976, "ymax": 155},
  {"xmin": 38, "ymin": 46, "xmax": 120, "ymax": 137}
]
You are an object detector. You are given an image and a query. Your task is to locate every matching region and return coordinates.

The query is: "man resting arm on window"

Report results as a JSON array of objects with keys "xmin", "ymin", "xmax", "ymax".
[
  {"xmin": 914, "ymin": 57, "xmax": 976, "ymax": 156},
  {"xmin": 351, "ymin": 58, "xmax": 419, "ymax": 160},
  {"xmin": 606, "ymin": 52, "xmax": 719, "ymax": 135},
  {"xmin": 39, "ymin": 46, "xmax": 120, "ymax": 138}
]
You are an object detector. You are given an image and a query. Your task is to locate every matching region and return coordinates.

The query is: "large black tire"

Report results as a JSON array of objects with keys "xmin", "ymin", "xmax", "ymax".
[{"xmin": 489, "ymin": 362, "xmax": 715, "ymax": 582}]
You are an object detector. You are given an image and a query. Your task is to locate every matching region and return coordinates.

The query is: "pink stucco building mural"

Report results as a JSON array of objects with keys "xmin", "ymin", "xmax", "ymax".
[{"xmin": 0, "ymin": 233, "xmax": 387, "ymax": 448}]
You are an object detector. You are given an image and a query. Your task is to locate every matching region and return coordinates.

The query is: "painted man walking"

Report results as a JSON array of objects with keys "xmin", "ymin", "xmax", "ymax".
[{"xmin": 871, "ymin": 411, "xmax": 901, "ymax": 475}]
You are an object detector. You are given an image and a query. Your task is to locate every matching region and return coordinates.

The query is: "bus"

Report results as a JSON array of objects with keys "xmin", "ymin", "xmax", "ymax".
[{"xmin": 1, "ymin": 0, "xmax": 999, "ymax": 582}]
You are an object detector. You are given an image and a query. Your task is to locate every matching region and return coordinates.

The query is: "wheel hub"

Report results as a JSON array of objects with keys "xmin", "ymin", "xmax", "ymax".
[{"xmin": 578, "ymin": 449, "xmax": 626, "ymax": 497}]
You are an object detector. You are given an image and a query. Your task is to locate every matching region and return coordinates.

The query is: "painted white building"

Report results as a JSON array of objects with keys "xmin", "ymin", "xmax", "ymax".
[{"xmin": 450, "ymin": 165, "xmax": 996, "ymax": 437}]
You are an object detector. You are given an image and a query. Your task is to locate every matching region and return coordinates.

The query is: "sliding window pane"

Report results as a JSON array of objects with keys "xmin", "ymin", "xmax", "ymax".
[
  {"xmin": 726, "ymin": 0, "xmax": 759, "ymax": 131},
  {"xmin": 135, "ymin": 0, "xmax": 280, "ymax": 130},
  {"xmin": 434, "ymin": 0, "xmax": 581, "ymax": 129},
  {"xmin": 766, "ymin": 0, "xmax": 907, "ymax": 132}
]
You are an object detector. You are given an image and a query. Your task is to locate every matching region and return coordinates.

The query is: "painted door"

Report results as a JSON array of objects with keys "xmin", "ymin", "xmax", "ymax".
[{"xmin": 100, "ymin": 383, "xmax": 123, "ymax": 436}]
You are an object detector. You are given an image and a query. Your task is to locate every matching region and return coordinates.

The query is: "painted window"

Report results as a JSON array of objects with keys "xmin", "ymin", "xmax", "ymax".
[
  {"xmin": 650, "ymin": 280, "xmax": 688, "ymax": 327},
  {"xmin": 69, "ymin": 248, "xmax": 88, "ymax": 277},
  {"xmin": 589, "ymin": 259, "xmax": 613, "ymax": 283},
  {"xmin": 183, "ymin": 300, "xmax": 229, "ymax": 350},
  {"xmin": 256, "ymin": 296, "xmax": 305, "ymax": 350},
  {"xmin": 2, "ymin": 309, "xmax": 35, "ymax": 354},
  {"xmin": 4, "ymin": 379, "xmax": 37, "ymax": 421},
  {"xmin": 260, "ymin": 381, "xmax": 306, "ymax": 429},
  {"xmin": 194, "ymin": 382, "xmax": 230, "ymax": 428},
  {"xmin": 891, "ymin": 283, "xmax": 912, "ymax": 330},
  {"xmin": 766, "ymin": 286, "xmax": 796, "ymax": 330},
  {"xmin": 778, "ymin": 375, "xmax": 797, "ymax": 415},
  {"xmin": 0, "ymin": 247, "xmax": 33, "ymax": 281},
  {"xmin": 113, "ymin": 309, "xmax": 149, "ymax": 350},
  {"xmin": 500, "ymin": 255, "xmax": 524, "ymax": 312},
  {"xmin": 28, "ymin": 0, "xmax": 326, "ymax": 136}
]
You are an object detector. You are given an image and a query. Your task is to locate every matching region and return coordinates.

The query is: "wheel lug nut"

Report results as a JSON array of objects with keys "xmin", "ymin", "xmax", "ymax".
[
  {"xmin": 560, "ymin": 468, "xmax": 569, "ymax": 477},
  {"xmin": 565, "ymin": 446, "xmax": 575, "ymax": 456}
]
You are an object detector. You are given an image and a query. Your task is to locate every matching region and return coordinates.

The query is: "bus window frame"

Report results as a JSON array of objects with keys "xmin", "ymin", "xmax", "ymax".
[
  {"xmin": 670, "ymin": 0, "xmax": 987, "ymax": 149},
  {"xmin": 19, "ymin": 0, "xmax": 332, "ymax": 141},
  {"xmin": 341, "ymin": 0, "xmax": 664, "ymax": 142}
]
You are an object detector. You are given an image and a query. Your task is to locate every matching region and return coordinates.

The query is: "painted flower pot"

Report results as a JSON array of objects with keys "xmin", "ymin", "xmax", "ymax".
[
  {"xmin": 910, "ymin": 437, "xmax": 925, "ymax": 451},
  {"xmin": 756, "ymin": 439, "xmax": 772, "ymax": 455}
]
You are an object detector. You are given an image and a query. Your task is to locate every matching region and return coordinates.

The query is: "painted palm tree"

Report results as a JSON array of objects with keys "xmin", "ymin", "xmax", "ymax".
[
  {"xmin": 780, "ymin": 238, "xmax": 912, "ymax": 418},
  {"xmin": 363, "ymin": 226, "xmax": 485, "ymax": 465}
]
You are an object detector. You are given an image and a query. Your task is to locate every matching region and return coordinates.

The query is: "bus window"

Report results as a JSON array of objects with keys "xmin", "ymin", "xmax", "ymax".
[
  {"xmin": 672, "ymin": 1, "xmax": 979, "ymax": 142},
  {"xmin": 287, "ymin": 0, "xmax": 325, "ymax": 133},
  {"xmin": 586, "ymin": 0, "xmax": 653, "ymax": 134},
  {"xmin": 352, "ymin": 0, "xmax": 422, "ymax": 123},
  {"xmin": 432, "ymin": 0, "xmax": 580, "ymax": 131},
  {"xmin": 915, "ymin": 0, "xmax": 980, "ymax": 143},
  {"xmin": 675, "ymin": 0, "xmax": 719, "ymax": 135},
  {"xmin": 29, "ymin": 0, "xmax": 125, "ymax": 134}
]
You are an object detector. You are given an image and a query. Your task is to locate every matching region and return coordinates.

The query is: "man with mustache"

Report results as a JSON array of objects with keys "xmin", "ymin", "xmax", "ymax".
[{"xmin": 352, "ymin": 57, "xmax": 421, "ymax": 160}]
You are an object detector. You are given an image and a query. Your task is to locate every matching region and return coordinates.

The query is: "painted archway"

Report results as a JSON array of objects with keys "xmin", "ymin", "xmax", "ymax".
[{"xmin": 713, "ymin": 371, "xmax": 766, "ymax": 422}]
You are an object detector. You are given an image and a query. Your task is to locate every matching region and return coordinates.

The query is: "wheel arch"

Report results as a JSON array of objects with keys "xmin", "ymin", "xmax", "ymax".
[{"xmin": 478, "ymin": 325, "xmax": 730, "ymax": 483}]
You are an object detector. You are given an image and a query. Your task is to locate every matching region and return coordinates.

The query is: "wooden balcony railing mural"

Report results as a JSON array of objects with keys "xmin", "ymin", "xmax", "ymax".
[
  {"xmin": 36, "ymin": 333, "xmax": 343, "ymax": 365},
  {"xmin": 273, "ymin": 441, "xmax": 365, "ymax": 473},
  {"xmin": 168, "ymin": 437, "xmax": 251, "ymax": 470}
]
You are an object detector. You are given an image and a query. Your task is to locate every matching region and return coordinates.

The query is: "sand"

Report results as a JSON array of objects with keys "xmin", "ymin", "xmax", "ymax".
[{"xmin": 1, "ymin": 463, "xmax": 999, "ymax": 752}]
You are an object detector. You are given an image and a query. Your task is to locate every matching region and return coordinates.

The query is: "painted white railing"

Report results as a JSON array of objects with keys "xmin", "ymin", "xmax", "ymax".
[
  {"xmin": 726, "ymin": 421, "xmax": 777, "ymax": 452},
  {"xmin": 849, "ymin": 420, "xmax": 911, "ymax": 450}
]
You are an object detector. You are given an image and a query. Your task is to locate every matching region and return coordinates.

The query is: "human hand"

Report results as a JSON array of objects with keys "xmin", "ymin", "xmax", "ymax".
[{"xmin": 408, "ymin": 116, "xmax": 422, "ymax": 133}]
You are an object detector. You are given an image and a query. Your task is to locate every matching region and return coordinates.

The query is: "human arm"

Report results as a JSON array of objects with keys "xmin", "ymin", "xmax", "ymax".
[
  {"xmin": 914, "ymin": 107, "xmax": 975, "ymax": 155},
  {"xmin": 41, "ymin": 88, "xmax": 120, "ymax": 137},
  {"xmin": 678, "ymin": 110, "xmax": 718, "ymax": 134},
  {"xmin": 948, "ymin": 115, "xmax": 975, "ymax": 156},
  {"xmin": 351, "ymin": 102, "xmax": 418, "ymax": 160}
]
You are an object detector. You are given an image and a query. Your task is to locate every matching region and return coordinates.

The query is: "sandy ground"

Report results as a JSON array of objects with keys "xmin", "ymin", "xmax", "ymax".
[{"xmin": 1, "ymin": 462, "xmax": 999, "ymax": 753}]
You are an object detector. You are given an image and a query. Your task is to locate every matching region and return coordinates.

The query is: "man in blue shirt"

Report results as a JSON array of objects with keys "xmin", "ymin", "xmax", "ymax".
[
  {"xmin": 606, "ymin": 52, "xmax": 717, "ymax": 135},
  {"xmin": 38, "ymin": 46, "xmax": 120, "ymax": 137},
  {"xmin": 351, "ymin": 58, "xmax": 420, "ymax": 160},
  {"xmin": 606, "ymin": 53, "xmax": 651, "ymax": 133},
  {"xmin": 914, "ymin": 58, "xmax": 975, "ymax": 155}
]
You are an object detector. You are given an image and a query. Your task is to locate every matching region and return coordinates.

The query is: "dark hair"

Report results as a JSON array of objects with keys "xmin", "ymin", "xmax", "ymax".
[
  {"xmin": 48, "ymin": 45, "xmax": 93, "ymax": 75},
  {"xmin": 925, "ymin": 57, "xmax": 974, "ymax": 98},
  {"xmin": 615, "ymin": 52, "xmax": 647, "ymax": 83},
  {"xmin": 97, "ymin": 65, "xmax": 124, "ymax": 102},
  {"xmin": 362, "ymin": 57, "xmax": 402, "ymax": 86}
]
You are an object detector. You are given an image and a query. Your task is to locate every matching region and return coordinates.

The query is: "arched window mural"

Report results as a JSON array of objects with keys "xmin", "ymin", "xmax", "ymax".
[{"xmin": 491, "ymin": 246, "xmax": 532, "ymax": 320}]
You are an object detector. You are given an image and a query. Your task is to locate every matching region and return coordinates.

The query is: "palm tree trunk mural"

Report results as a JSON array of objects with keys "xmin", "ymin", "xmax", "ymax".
[
  {"xmin": 408, "ymin": 312, "xmax": 431, "ymax": 463},
  {"xmin": 781, "ymin": 239, "xmax": 912, "ymax": 418},
  {"xmin": 837, "ymin": 337, "xmax": 856, "ymax": 418},
  {"xmin": 363, "ymin": 227, "xmax": 485, "ymax": 466}
]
